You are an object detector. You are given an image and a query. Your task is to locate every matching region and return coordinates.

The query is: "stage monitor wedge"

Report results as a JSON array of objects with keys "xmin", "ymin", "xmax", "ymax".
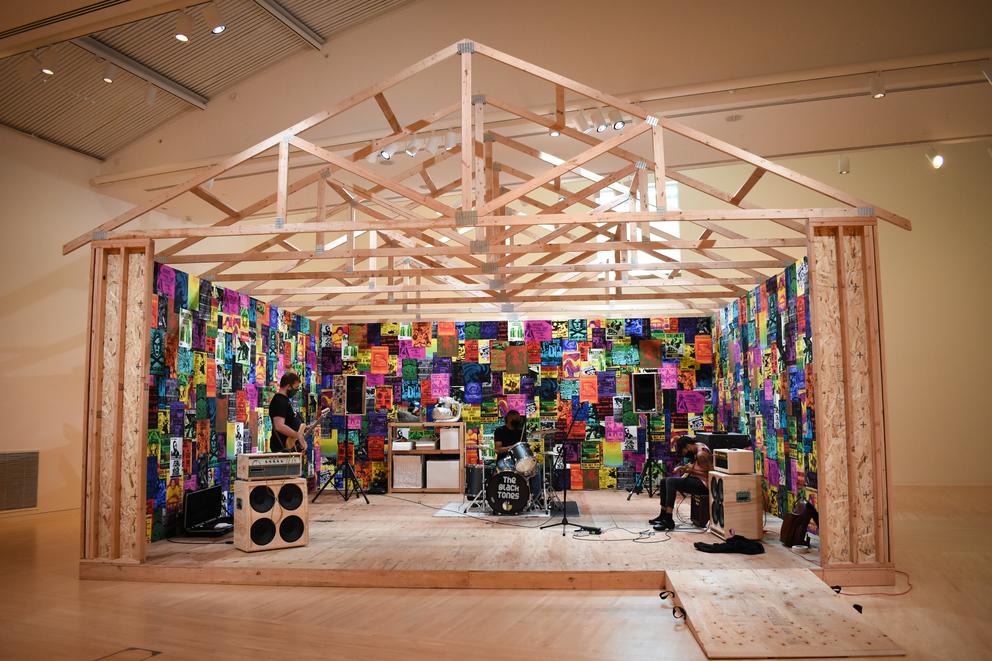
[
  {"xmin": 631, "ymin": 372, "xmax": 658, "ymax": 413},
  {"xmin": 345, "ymin": 374, "xmax": 367, "ymax": 415}
]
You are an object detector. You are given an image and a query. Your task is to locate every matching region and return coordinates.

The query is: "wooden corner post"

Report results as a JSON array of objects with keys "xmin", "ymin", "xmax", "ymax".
[
  {"xmin": 81, "ymin": 239, "xmax": 154, "ymax": 564},
  {"xmin": 807, "ymin": 217, "xmax": 894, "ymax": 587}
]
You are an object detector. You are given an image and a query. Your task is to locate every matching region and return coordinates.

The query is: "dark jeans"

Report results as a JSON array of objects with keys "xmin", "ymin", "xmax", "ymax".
[{"xmin": 660, "ymin": 476, "xmax": 708, "ymax": 510}]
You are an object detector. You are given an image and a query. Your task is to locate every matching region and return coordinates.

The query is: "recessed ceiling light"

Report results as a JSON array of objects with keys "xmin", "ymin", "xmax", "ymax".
[
  {"xmin": 837, "ymin": 156, "xmax": 850, "ymax": 175},
  {"xmin": 549, "ymin": 128, "xmax": 560, "ymax": 137},
  {"xmin": 925, "ymin": 147, "xmax": 944, "ymax": 169},
  {"xmin": 102, "ymin": 62, "xmax": 116, "ymax": 83},
  {"xmin": 725, "ymin": 113, "xmax": 743, "ymax": 123}
]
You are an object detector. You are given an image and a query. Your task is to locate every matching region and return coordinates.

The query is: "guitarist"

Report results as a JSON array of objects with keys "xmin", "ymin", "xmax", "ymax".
[{"xmin": 269, "ymin": 372, "xmax": 308, "ymax": 453}]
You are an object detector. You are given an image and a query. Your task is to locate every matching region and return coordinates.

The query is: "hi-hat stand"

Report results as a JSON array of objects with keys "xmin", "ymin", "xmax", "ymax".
[
  {"xmin": 312, "ymin": 433, "xmax": 369, "ymax": 504},
  {"xmin": 541, "ymin": 404, "xmax": 600, "ymax": 536}
]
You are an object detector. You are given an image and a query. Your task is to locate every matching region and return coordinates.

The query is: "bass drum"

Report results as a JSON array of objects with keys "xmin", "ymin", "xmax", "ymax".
[{"xmin": 485, "ymin": 471, "xmax": 531, "ymax": 515}]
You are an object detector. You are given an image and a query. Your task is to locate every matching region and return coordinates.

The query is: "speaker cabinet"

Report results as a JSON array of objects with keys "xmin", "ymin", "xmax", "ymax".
[
  {"xmin": 631, "ymin": 372, "xmax": 658, "ymax": 413},
  {"xmin": 234, "ymin": 477, "xmax": 309, "ymax": 552},
  {"xmin": 713, "ymin": 449, "xmax": 755, "ymax": 474},
  {"xmin": 708, "ymin": 471, "xmax": 762, "ymax": 540},
  {"xmin": 345, "ymin": 374, "xmax": 367, "ymax": 415}
]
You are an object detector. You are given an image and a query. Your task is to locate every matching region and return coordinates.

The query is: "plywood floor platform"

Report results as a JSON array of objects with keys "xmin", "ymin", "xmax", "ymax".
[
  {"xmin": 666, "ymin": 569, "xmax": 904, "ymax": 658},
  {"xmin": 83, "ymin": 491, "xmax": 820, "ymax": 589}
]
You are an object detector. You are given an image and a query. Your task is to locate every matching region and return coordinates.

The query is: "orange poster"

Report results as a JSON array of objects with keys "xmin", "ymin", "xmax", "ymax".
[
  {"xmin": 370, "ymin": 346, "xmax": 390, "ymax": 374},
  {"xmin": 695, "ymin": 335, "xmax": 713, "ymax": 364},
  {"xmin": 579, "ymin": 375, "xmax": 599, "ymax": 403}
]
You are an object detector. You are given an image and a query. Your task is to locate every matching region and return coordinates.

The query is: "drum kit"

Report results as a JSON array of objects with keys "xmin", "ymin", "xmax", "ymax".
[{"xmin": 464, "ymin": 439, "xmax": 561, "ymax": 516}]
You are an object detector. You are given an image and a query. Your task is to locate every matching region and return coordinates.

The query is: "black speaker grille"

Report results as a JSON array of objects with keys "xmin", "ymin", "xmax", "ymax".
[
  {"xmin": 250, "ymin": 518, "xmax": 276, "ymax": 546},
  {"xmin": 280, "ymin": 515, "xmax": 305, "ymax": 543},
  {"xmin": 249, "ymin": 485, "xmax": 275, "ymax": 513},
  {"xmin": 278, "ymin": 483, "xmax": 304, "ymax": 510}
]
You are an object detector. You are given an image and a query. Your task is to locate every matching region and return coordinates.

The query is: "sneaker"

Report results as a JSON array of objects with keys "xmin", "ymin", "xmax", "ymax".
[{"xmin": 653, "ymin": 515, "xmax": 675, "ymax": 531}]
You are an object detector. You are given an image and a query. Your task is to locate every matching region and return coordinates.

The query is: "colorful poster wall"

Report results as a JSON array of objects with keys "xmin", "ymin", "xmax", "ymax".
[
  {"xmin": 714, "ymin": 258, "xmax": 816, "ymax": 522},
  {"xmin": 316, "ymin": 317, "xmax": 716, "ymax": 493},
  {"xmin": 146, "ymin": 264, "xmax": 318, "ymax": 542}
]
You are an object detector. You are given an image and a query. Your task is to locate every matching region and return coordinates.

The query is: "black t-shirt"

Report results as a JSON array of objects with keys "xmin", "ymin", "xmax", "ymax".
[
  {"xmin": 269, "ymin": 393, "xmax": 301, "ymax": 452},
  {"xmin": 494, "ymin": 424, "xmax": 525, "ymax": 453}
]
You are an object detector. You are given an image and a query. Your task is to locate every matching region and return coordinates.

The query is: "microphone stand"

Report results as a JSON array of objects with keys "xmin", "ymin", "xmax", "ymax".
[{"xmin": 541, "ymin": 403, "xmax": 601, "ymax": 536}]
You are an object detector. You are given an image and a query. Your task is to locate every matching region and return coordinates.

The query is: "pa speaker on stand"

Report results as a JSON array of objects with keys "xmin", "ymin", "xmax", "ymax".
[{"xmin": 234, "ymin": 477, "xmax": 309, "ymax": 552}]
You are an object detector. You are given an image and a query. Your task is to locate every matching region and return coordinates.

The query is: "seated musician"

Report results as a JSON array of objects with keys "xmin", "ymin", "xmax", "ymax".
[
  {"xmin": 493, "ymin": 410, "xmax": 525, "ymax": 457},
  {"xmin": 650, "ymin": 435, "xmax": 712, "ymax": 531}
]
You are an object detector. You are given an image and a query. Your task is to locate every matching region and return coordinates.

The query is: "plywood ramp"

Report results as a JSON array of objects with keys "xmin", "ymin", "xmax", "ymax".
[{"xmin": 666, "ymin": 568, "xmax": 903, "ymax": 658}]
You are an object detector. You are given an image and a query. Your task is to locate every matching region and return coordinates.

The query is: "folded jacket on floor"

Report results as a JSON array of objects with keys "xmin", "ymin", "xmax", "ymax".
[{"xmin": 693, "ymin": 535, "xmax": 765, "ymax": 555}]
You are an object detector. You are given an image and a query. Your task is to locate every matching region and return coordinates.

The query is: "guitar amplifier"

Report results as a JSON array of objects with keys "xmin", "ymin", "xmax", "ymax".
[
  {"xmin": 236, "ymin": 453, "xmax": 302, "ymax": 481},
  {"xmin": 713, "ymin": 449, "xmax": 755, "ymax": 474}
]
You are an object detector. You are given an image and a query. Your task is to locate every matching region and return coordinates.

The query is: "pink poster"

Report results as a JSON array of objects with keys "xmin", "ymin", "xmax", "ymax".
[
  {"xmin": 430, "ymin": 373, "xmax": 450, "ymax": 399},
  {"xmin": 506, "ymin": 394, "xmax": 527, "ymax": 415},
  {"xmin": 605, "ymin": 418, "xmax": 623, "ymax": 442},
  {"xmin": 661, "ymin": 362, "xmax": 678, "ymax": 389},
  {"xmin": 676, "ymin": 390, "xmax": 706, "ymax": 413}
]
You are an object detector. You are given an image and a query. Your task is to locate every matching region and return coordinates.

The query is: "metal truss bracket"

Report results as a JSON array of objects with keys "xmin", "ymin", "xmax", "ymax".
[
  {"xmin": 645, "ymin": 115, "xmax": 659, "ymax": 127},
  {"xmin": 457, "ymin": 41, "xmax": 475, "ymax": 54},
  {"xmin": 274, "ymin": 216, "xmax": 285, "ymax": 229},
  {"xmin": 456, "ymin": 210, "xmax": 478, "ymax": 227},
  {"xmin": 314, "ymin": 244, "xmax": 324, "ymax": 255},
  {"xmin": 483, "ymin": 131, "xmax": 496, "ymax": 142},
  {"xmin": 634, "ymin": 160, "xmax": 647, "ymax": 170},
  {"xmin": 388, "ymin": 293, "xmax": 395, "ymax": 304},
  {"xmin": 857, "ymin": 207, "xmax": 875, "ymax": 216},
  {"xmin": 489, "ymin": 279, "xmax": 505, "ymax": 290},
  {"xmin": 500, "ymin": 303, "xmax": 515, "ymax": 313},
  {"xmin": 470, "ymin": 240, "xmax": 489, "ymax": 254},
  {"xmin": 472, "ymin": 93, "xmax": 486, "ymax": 105},
  {"xmin": 492, "ymin": 163, "xmax": 501, "ymax": 172},
  {"xmin": 481, "ymin": 262, "xmax": 498, "ymax": 275},
  {"xmin": 343, "ymin": 263, "xmax": 354, "ymax": 274},
  {"xmin": 92, "ymin": 230, "xmax": 108, "ymax": 241}
]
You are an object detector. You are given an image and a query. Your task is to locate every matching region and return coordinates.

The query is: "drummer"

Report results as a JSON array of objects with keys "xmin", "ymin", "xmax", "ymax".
[{"xmin": 494, "ymin": 410, "xmax": 526, "ymax": 457}]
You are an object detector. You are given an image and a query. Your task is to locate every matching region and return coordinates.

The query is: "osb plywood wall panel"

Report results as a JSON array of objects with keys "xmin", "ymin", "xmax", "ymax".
[
  {"xmin": 97, "ymin": 251, "xmax": 122, "ymax": 559},
  {"xmin": 810, "ymin": 233, "xmax": 851, "ymax": 565},
  {"xmin": 119, "ymin": 253, "xmax": 147, "ymax": 561},
  {"xmin": 840, "ymin": 230, "xmax": 877, "ymax": 563}
]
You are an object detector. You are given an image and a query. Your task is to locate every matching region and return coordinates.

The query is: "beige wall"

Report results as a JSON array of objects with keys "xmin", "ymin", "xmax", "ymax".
[
  {"xmin": 679, "ymin": 141, "xmax": 992, "ymax": 486},
  {"xmin": 0, "ymin": 127, "xmax": 182, "ymax": 514}
]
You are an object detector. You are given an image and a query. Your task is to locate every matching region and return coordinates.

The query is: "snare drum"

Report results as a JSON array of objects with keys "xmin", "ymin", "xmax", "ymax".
[
  {"xmin": 506, "ymin": 441, "xmax": 538, "ymax": 477},
  {"xmin": 485, "ymin": 470, "xmax": 531, "ymax": 515}
]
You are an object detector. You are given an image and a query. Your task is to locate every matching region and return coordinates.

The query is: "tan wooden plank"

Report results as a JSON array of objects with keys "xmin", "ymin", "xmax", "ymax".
[
  {"xmin": 460, "ymin": 48, "xmax": 473, "ymax": 211},
  {"xmin": 666, "ymin": 569, "xmax": 903, "ymax": 658},
  {"xmin": 373, "ymin": 92, "xmax": 403, "ymax": 133},
  {"xmin": 730, "ymin": 167, "xmax": 766, "ymax": 206}
]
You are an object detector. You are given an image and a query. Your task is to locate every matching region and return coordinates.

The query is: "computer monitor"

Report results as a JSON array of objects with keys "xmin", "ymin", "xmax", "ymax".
[{"xmin": 183, "ymin": 485, "xmax": 223, "ymax": 531}]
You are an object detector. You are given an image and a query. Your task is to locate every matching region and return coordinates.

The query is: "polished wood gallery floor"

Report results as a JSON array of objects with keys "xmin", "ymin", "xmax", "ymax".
[{"xmin": 0, "ymin": 487, "xmax": 990, "ymax": 660}]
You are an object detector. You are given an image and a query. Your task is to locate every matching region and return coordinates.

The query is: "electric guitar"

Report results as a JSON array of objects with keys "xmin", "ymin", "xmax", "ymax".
[{"xmin": 282, "ymin": 407, "xmax": 330, "ymax": 453}]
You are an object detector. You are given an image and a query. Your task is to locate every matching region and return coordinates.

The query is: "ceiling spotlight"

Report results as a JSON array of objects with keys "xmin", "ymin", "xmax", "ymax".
[
  {"xmin": 592, "ymin": 109, "xmax": 609, "ymax": 133},
  {"xmin": 102, "ymin": 62, "xmax": 116, "ymax": 84},
  {"xmin": 38, "ymin": 48, "xmax": 57, "ymax": 75},
  {"xmin": 549, "ymin": 128, "xmax": 560, "ymax": 137},
  {"xmin": 174, "ymin": 11, "xmax": 193, "ymax": 42},
  {"xmin": 380, "ymin": 144, "xmax": 398, "ymax": 160},
  {"xmin": 426, "ymin": 133, "xmax": 442, "ymax": 155},
  {"xmin": 201, "ymin": 2, "xmax": 226, "ymax": 34},
  {"xmin": 869, "ymin": 72, "xmax": 885, "ymax": 99},
  {"xmin": 575, "ymin": 109, "xmax": 593, "ymax": 133},
  {"xmin": 837, "ymin": 156, "xmax": 850, "ymax": 175},
  {"xmin": 925, "ymin": 147, "xmax": 944, "ymax": 169},
  {"xmin": 608, "ymin": 109, "xmax": 625, "ymax": 130},
  {"xmin": 444, "ymin": 130, "xmax": 458, "ymax": 150},
  {"xmin": 405, "ymin": 137, "xmax": 423, "ymax": 157}
]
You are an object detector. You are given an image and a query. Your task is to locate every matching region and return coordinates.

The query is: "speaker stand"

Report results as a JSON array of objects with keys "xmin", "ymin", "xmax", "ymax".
[{"xmin": 312, "ymin": 437, "xmax": 369, "ymax": 504}]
